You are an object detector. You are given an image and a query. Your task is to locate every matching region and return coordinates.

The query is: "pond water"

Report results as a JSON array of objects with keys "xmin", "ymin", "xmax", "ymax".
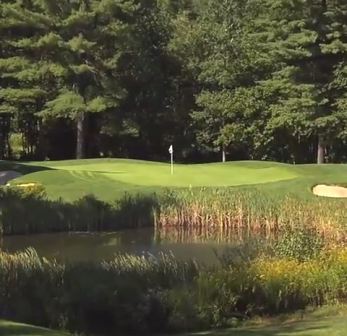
[{"xmin": 0, "ymin": 228, "xmax": 269, "ymax": 264}]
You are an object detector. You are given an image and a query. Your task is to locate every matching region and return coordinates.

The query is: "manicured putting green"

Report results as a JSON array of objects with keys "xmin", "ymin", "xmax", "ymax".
[
  {"xmin": 25, "ymin": 159, "xmax": 298, "ymax": 187},
  {"xmin": 3, "ymin": 159, "xmax": 347, "ymax": 201},
  {"xmin": 6, "ymin": 159, "xmax": 297, "ymax": 201}
]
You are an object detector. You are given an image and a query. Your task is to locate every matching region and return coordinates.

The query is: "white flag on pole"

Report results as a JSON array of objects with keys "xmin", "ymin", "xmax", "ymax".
[{"xmin": 169, "ymin": 145, "xmax": 174, "ymax": 175}]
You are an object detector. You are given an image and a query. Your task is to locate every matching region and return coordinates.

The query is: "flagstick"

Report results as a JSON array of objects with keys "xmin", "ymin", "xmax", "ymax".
[
  {"xmin": 169, "ymin": 144, "xmax": 174, "ymax": 175},
  {"xmin": 171, "ymin": 150, "xmax": 174, "ymax": 175}
]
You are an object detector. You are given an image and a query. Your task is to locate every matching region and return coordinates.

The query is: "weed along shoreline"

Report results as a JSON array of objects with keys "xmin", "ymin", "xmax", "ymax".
[
  {"xmin": 2, "ymin": 243, "xmax": 347, "ymax": 335},
  {"xmin": 1, "ymin": 182, "xmax": 347, "ymax": 241},
  {"xmin": 1, "ymin": 159, "xmax": 347, "ymax": 335}
]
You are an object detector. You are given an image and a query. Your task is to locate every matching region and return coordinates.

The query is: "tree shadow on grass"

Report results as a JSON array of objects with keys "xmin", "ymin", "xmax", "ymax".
[{"xmin": 0, "ymin": 160, "xmax": 53, "ymax": 175}]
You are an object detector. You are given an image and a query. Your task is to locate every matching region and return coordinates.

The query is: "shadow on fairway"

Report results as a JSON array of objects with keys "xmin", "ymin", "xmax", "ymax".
[{"xmin": 0, "ymin": 160, "xmax": 53, "ymax": 175}]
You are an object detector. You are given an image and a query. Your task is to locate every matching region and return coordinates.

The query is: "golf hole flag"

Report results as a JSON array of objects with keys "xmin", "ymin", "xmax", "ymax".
[{"xmin": 169, "ymin": 145, "xmax": 174, "ymax": 175}]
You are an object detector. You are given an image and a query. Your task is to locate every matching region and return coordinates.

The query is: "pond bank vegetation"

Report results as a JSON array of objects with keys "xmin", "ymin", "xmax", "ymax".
[
  {"xmin": 1, "ymin": 186, "xmax": 347, "ymax": 334},
  {"xmin": 1, "ymin": 237, "xmax": 347, "ymax": 335},
  {"xmin": 1, "ymin": 187, "xmax": 347, "ymax": 242}
]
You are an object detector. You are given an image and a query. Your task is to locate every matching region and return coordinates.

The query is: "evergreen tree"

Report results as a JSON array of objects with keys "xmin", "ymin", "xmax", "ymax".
[
  {"xmin": 0, "ymin": 0, "xmax": 136, "ymax": 158},
  {"xmin": 1, "ymin": 0, "xmax": 347, "ymax": 163},
  {"xmin": 252, "ymin": 0, "xmax": 346, "ymax": 163},
  {"xmin": 321, "ymin": 0, "xmax": 347, "ymax": 157},
  {"xmin": 170, "ymin": 0, "xmax": 261, "ymax": 161}
]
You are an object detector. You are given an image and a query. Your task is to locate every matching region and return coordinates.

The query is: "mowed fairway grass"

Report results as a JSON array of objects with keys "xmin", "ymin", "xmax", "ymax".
[
  {"xmin": 1, "ymin": 159, "xmax": 347, "ymax": 201},
  {"xmin": 2, "ymin": 306, "xmax": 347, "ymax": 336}
]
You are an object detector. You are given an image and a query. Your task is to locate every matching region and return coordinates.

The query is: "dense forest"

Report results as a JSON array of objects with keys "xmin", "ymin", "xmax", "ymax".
[{"xmin": 0, "ymin": 0, "xmax": 346, "ymax": 163}]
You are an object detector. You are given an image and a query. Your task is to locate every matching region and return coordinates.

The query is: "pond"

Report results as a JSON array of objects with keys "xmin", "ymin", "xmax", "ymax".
[{"xmin": 0, "ymin": 228, "xmax": 270, "ymax": 264}]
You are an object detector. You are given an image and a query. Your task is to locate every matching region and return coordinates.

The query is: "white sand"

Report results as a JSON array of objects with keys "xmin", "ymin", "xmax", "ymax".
[
  {"xmin": 15, "ymin": 183, "xmax": 37, "ymax": 188},
  {"xmin": 312, "ymin": 184, "xmax": 347, "ymax": 198},
  {"xmin": 0, "ymin": 171, "xmax": 22, "ymax": 185}
]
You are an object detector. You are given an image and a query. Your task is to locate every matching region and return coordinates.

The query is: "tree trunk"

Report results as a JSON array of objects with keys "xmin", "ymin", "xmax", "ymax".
[
  {"xmin": 76, "ymin": 112, "xmax": 86, "ymax": 159},
  {"xmin": 317, "ymin": 135, "xmax": 325, "ymax": 164}
]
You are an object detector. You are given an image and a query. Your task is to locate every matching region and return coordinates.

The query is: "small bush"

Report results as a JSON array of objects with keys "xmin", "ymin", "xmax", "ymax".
[
  {"xmin": 7, "ymin": 182, "xmax": 46, "ymax": 197},
  {"xmin": 273, "ymin": 229, "xmax": 324, "ymax": 261}
]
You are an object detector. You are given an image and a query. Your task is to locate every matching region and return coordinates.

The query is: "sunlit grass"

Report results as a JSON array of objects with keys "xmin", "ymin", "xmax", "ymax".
[{"xmin": 1, "ymin": 159, "xmax": 347, "ymax": 201}]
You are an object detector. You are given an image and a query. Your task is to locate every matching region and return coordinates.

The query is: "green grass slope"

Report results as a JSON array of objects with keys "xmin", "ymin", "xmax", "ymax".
[
  {"xmin": 0, "ymin": 320, "xmax": 68, "ymax": 336},
  {"xmin": 2, "ymin": 306, "xmax": 347, "ymax": 336},
  {"xmin": 184, "ymin": 305, "xmax": 347, "ymax": 336},
  {"xmin": 1, "ymin": 159, "xmax": 346, "ymax": 201}
]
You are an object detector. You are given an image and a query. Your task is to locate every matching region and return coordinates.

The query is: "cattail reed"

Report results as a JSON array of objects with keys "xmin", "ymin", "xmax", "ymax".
[{"xmin": 155, "ymin": 189, "xmax": 347, "ymax": 241}]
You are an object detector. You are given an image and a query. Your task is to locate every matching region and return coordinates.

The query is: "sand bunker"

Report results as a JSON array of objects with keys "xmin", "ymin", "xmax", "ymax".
[
  {"xmin": 0, "ymin": 171, "xmax": 22, "ymax": 185},
  {"xmin": 14, "ymin": 183, "xmax": 38, "ymax": 188},
  {"xmin": 313, "ymin": 184, "xmax": 347, "ymax": 198}
]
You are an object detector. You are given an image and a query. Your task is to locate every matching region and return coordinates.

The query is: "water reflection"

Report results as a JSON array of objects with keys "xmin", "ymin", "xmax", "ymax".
[
  {"xmin": 155, "ymin": 226, "xmax": 273, "ymax": 243},
  {"xmin": 0, "ymin": 227, "xmax": 272, "ymax": 264}
]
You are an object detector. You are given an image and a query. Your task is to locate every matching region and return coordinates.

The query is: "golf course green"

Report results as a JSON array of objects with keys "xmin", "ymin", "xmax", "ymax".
[
  {"xmin": 2, "ymin": 159, "xmax": 347, "ymax": 201},
  {"xmin": 1, "ymin": 159, "xmax": 347, "ymax": 336}
]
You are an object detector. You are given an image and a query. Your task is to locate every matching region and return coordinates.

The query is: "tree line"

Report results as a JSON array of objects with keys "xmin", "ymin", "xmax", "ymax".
[{"xmin": 0, "ymin": 0, "xmax": 346, "ymax": 163}]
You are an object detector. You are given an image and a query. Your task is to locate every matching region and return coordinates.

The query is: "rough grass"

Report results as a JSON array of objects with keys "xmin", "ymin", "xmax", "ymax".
[
  {"xmin": 2, "ymin": 305, "xmax": 347, "ymax": 336},
  {"xmin": 1, "ymin": 159, "xmax": 347, "ymax": 201}
]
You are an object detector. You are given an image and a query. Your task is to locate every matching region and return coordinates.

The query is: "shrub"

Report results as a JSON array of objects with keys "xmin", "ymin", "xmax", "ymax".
[
  {"xmin": 273, "ymin": 229, "xmax": 324, "ymax": 261},
  {"xmin": 7, "ymin": 182, "xmax": 46, "ymax": 197}
]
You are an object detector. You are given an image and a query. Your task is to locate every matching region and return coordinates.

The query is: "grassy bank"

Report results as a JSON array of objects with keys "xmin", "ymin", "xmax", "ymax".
[
  {"xmin": 0, "ymin": 186, "xmax": 346, "ymax": 237},
  {"xmin": 2, "ymin": 159, "xmax": 347, "ymax": 201},
  {"xmin": 2, "ymin": 305, "xmax": 347, "ymax": 336},
  {"xmin": 0, "ymin": 187, "xmax": 346, "ymax": 238},
  {"xmin": 0, "ymin": 158, "xmax": 345, "ymax": 236},
  {"xmin": 0, "ymin": 320, "xmax": 68, "ymax": 336},
  {"xmin": 187, "ymin": 305, "xmax": 347, "ymax": 336}
]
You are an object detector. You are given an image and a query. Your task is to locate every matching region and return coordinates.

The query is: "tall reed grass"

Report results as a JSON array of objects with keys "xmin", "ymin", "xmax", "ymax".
[
  {"xmin": 156, "ymin": 189, "xmax": 347, "ymax": 240},
  {"xmin": 1, "ymin": 187, "xmax": 346, "ymax": 239}
]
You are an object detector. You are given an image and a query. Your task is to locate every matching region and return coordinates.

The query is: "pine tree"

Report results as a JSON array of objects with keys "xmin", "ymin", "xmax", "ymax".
[
  {"xmin": 0, "ymin": 0, "xmax": 50, "ymax": 157},
  {"xmin": 252, "ymin": 0, "xmax": 347, "ymax": 163},
  {"xmin": 0, "ymin": 0, "xmax": 137, "ymax": 159},
  {"xmin": 321, "ymin": 0, "xmax": 347, "ymax": 154},
  {"xmin": 169, "ymin": 0, "xmax": 258, "ymax": 161}
]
